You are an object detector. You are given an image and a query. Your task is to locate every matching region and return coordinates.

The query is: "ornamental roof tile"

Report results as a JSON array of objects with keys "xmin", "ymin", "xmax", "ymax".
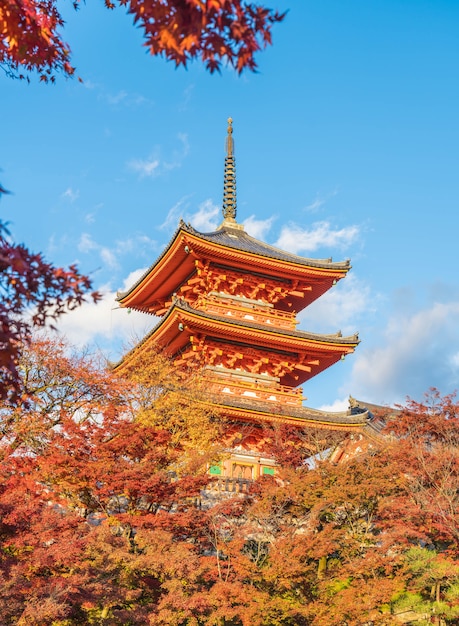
[{"xmin": 182, "ymin": 220, "xmax": 350, "ymax": 270}]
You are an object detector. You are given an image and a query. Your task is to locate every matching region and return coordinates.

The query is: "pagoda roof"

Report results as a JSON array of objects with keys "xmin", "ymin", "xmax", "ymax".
[
  {"xmin": 182, "ymin": 220, "xmax": 350, "ymax": 270},
  {"xmin": 171, "ymin": 297, "xmax": 358, "ymax": 344},
  {"xmin": 206, "ymin": 394, "xmax": 371, "ymax": 430},
  {"xmin": 114, "ymin": 298, "xmax": 358, "ymax": 386},
  {"xmin": 117, "ymin": 220, "xmax": 351, "ymax": 313}
]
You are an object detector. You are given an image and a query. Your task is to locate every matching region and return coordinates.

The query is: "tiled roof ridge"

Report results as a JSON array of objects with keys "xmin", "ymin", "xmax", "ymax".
[
  {"xmin": 182, "ymin": 221, "xmax": 350, "ymax": 269},
  {"xmin": 210, "ymin": 394, "xmax": 370, "ymax": 425}
]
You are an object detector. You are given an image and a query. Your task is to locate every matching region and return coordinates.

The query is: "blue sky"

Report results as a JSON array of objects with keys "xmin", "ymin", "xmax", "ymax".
[{"xmin": 2, "ymin": 0, "xmax": 459, "ymax": 410}]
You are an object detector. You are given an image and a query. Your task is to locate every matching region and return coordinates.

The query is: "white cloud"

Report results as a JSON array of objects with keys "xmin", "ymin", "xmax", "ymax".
[
  {"xmin": 188, "ymin": 199, "xmax": 220, "ymax": 231},
  {"xmin": 176, "ymin": 133, "xmax": 190, "ymax": 159},
  {"xmin": 305, "ymin": 198, "xmax": 324, "ymax": 212},
  {"xmin": 106, "ymin": 89, "xmax": 128, "ymax": 104},
  {"xmin": 77, "ymin": 233, "xmax": 157, "ymax": 271},
  {"xmin": 128, "ymin": 133, "xmax": 190, "ymax": 180},
  {"xmin": 128, "ymin": 157, "xmax": 160, "ymax": 178},
  {"xmin": 179, "ymin": 84, "xmax": 195, "ymax": 111},
  {"xmin": 275, "ymin": 220, "xmax": 360, "ymax": 254},
  {"xmin": 78, "ymin": 233, "xmax": 98, "ymax": 253},
  {"xmin": 78, "ymin": 233, "xmax": 119, "ymax": 269},
  {"xmin": 304, "ymin": 189, "xmax": 338, "ymax": 213},
  {"xmin": 299, "ymin": 273, "xmax": 374, "ymax": 335},
  {"xmin": 62, "ymin": 187, "xmax": 79, "ymax": 202},
  {"xmin": 54, "ymin": 269, "xmax": 157, "ymax": 360},
  {"xmin": 114, "ymin": 234, "xmax": 157, "ymax": 256},
  {"xmin": 161, "ymin": 202, "xmax": 274, "ymax": 238},
  {"xmin": 100, "ymin": 247, "xmax": 119, "ymax": 270},
  {"xmin": 82, "ymin": 79, "xmax": 97, "ymax": 90},
  {"xmin": 136, "ymin": 234, "xmax": 157, "ymax": 248},
  {"xmin": 160, "ymin": 132, "xmax": 189, "ymax": 171},
  {"xmin": 100, "ymin": 87, "xmax": 152, "ymax": 108},
  {"xmin": 120, "ymin": 268, "xmax": 149, "ymax": 291},
  {"xmin": 160, "ymin": 197, "xmax": 191, "ymax": 231},
  {"xmin": 243, "ymin": 215, "xmax": 275, "ymax": 240},
  {"xmin": 106, "ymin": 90, "xmax": 128, "ymax": 105},
  {"xmin": 84, "ymin": 204, "xmax": 103, "ymax": 225},
  {"xmin": 318, "ymin": 397, "xmax": 349, "ymax": 412},
  {"xmin": 348, "ymin": 301, "xmax": 459, "ymax": 405},
  {"xmin": 160, "ymin": 197, "xmax": 220, "ymax": 233}
]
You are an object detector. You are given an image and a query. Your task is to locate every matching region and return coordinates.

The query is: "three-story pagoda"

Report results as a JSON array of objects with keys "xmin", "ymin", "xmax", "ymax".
[{"xmin": 114, "ymin": 119, "xmax": 370, "ymax": 480}]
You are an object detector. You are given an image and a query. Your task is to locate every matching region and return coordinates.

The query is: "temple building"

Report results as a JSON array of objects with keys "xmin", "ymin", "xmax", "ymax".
[{"xmin": 114, "ymin": 119, "xmax": 374, "ymax": 481}]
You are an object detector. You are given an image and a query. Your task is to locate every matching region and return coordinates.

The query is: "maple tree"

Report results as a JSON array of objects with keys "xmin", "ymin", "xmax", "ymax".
[
  {"xmin": 386, "ymin": 390, "xmax": 459, "ymax": 550},
  {"xmin": 224, "ymin": 452, "xmax": 403, "ymax": 626},
  {"xmin": 4, "ymin": 336, "xmax": 459, "ymax": 626},
  {"xmin": 116, "ymin": 341, "xmax": 221, "ymax": 457},
  {"xmin": 0, "ymin": 218, "xmax": 100, "ymax": 405},
  {"xmin": 383, "ymin": 391, "xmax": 459, "ymax": 624},
  {"xmin": 0, "ymin": 336, "xmax": 219, "ymax": 624},
  {"xmin": 183, "ymin": 395, "xmax": 459, "ymax": 626},
  {"xmin": 0, "ymin": 0, "xmax": 285, "ymax": 81}
]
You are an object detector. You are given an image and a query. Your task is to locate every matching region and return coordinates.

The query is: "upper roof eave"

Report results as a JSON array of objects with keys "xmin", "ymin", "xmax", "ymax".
[{"xmin": 116, "ymin": 220, "xmax": 351, "ymax": 303}]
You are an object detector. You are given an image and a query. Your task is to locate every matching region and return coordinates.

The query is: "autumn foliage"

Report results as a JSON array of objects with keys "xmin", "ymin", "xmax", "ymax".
[
  {"xmin": 0, "ymin": 0, "xmax": 285, "ymax": 81},
  {"xmin": 0, "ymin": 337, "xmax": 217, "ymax": 624},
  {"xmin": 0, "ymin": 0, "xmax": 74, "ymax": 80},
  {"xmin": 0, "ymin": 220, "xmax": 100, "ymax": 404},
  {"xmin": 2, "ymin": 339, "xmax": 459, "ymax": 625}
]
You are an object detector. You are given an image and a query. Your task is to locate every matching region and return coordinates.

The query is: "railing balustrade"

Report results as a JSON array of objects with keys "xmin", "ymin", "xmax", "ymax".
[
  {"xmin": 199, "ymin": 296, "xmax": 297, "ymax": 330},
  {"xmin": 208, "ymin": 377, "xmax": 304, "ymax": 406},
  {"xmin": 207, "ymin": 477, "xmax": 252, "ymax": 494}
]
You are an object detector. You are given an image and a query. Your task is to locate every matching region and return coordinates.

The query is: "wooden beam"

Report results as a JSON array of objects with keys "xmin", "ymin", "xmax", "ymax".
[{"xmin": 295, "ymin": 363, "xmax": 312, "ymax": 372}]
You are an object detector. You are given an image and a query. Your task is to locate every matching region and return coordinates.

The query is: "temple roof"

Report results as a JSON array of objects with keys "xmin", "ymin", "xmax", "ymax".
[
  {"xmin": 113, "ymin": 298, "xmax": 358, "ymax": 387},
  {"xmin": 171, "ymin": 297, "xmax": 358, "ymax": 344},
  {"xmin": 116, "ymin": 220, "xmax": 351, "ymax": 313},
  {"xmin": 184, "ymin": 220, "xmax": 350, "ymax": 270},
  {"xmin": 207, "ymin": 394, "xmax": 371, "ymax": 429},
  {"xmin": 116, "ymin": 297, "xmax": 359, "ymax": 356}
]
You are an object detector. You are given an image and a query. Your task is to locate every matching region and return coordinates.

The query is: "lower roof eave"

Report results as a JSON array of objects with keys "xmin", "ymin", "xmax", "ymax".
[{"xmin": 204, "ymin": 398, "xmax": 369, "ymax": 430}]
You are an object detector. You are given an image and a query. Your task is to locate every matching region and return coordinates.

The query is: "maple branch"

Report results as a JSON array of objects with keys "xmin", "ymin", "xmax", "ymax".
[{"xmin": 0, "ymin": 0, "xmax": 285, "ymax": 81}]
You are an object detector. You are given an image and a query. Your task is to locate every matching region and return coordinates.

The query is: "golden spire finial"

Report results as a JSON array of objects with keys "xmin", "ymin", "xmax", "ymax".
[
  {"xmin": 222, "ymin": 117, "xmax": 237, "ymax": 221},
  {"xmin": 226, "ymin": 117, "xmax": 234, "ymax": 157}
]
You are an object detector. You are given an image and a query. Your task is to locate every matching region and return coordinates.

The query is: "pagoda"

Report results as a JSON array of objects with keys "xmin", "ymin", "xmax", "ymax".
[{"xmin": 115, "ymin": 119, "xmax": 371, "ymax": 481}]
